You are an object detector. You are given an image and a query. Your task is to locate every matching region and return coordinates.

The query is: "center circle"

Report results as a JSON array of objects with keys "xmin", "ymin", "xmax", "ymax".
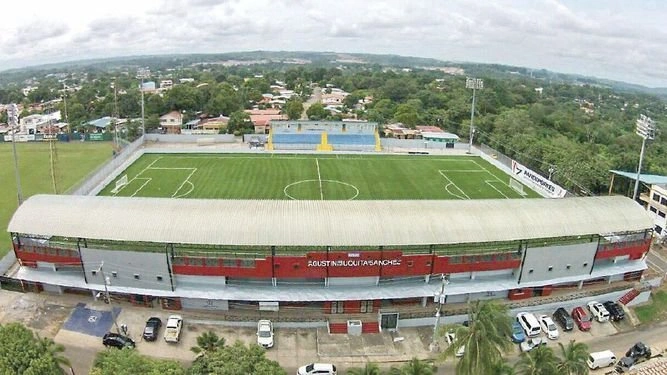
[{"xmin": 284, "ymin": 179, "xmax": 359, "ymax": 200}]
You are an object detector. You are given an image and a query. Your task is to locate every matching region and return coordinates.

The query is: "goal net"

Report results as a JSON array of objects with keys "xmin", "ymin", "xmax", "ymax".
[
  {"xmin": 110, "ymin": 174, "xmax": 128, "ymax": 194},
  {"xmin": 509, "ymin": 178, "xmax": 527, "ymax": 196}
]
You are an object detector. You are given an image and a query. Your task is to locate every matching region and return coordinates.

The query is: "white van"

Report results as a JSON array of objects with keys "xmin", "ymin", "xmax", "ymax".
[
  {"xmin": 516, "ymin": 312, "xmax": 541, "ymax": 337},
  {"xmin": 587, "ymin": 350, "xmax": 617, "ymax": 370}
]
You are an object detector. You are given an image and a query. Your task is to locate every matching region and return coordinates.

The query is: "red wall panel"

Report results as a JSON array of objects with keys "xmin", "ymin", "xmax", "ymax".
[
  {"xmin": 15, "ymin": 249, "xmax": 81, "ymax": 266},
  {"xmin": 433, "ymin": 254, "xmax": 521, "ymax": 274},
  {"xmin": 343, "ymin": 300, "xmax": 361, "ymax": 313},
  {"xmin": 172, "ymin": 256, "xmax": 273, "ymax": 277},
  {"xmin": 595, "ymin": 239, "xmax": 651, "ymax": 260}
]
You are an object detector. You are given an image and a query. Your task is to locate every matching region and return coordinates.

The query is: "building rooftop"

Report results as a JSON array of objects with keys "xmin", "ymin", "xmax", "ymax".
[{"xmin": 7, "ymin": 195, "xmax": 653, "ymax": 247}]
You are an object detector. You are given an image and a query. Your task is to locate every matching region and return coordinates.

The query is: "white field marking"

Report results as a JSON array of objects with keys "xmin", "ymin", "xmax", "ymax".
[
  {"xmin": 437, "ymin": 169, "xmax": 487, "ymax": 172},
  {"xmin": 172, "ymin": 168, "xmax": 198, "ymax": 198},
  {"xmin": 159, "ymin": 155, "xmax": 467, "ymax": 162},
  {"xmin": 650, "ymin": 250, "xmax": 667, "ymax": 265},
  {"xmin": 111, "ymin": 157, "xmax": 162, "ymax": 196},
  {"xmin": 472, "ymin": 159, "xmax": 525, "ymax": 198},
  {"xmin": 315, "ymin": 159, "xmax": 324, "ymax": 200},
  {"xmin": 283, "ymin": 179, "xmax": 359, "ymax": 200},
  {"xmin": 484, "ymin": 180, "xmax": 510, "ymax": 199},
  {"xmin": 438, "ymin": 170, "xmax": 470, "ymax": 200},
  {"xmin": 150, "ymin": 167, "xmax": 199, "ymax": 170},
  {"xmin": 130, "ymin": 178, "xmax": 152, "ymax": 197}
]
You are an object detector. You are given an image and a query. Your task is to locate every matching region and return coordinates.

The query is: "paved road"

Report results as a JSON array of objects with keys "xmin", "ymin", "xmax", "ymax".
[
  {"xmin": 647, "ymin": 250, "xmax": 667, "ymax": 277},
  {"xmin": 301, "ymin": 86, "xmax": 322, "ymax": 119}
]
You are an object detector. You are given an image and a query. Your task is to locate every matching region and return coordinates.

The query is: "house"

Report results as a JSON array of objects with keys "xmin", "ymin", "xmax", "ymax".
[
  {"xmin": 415, "ymin": 125, "xmax": 444, "ymax": 133},
  {"xmin": 641, "ymin": 183, "xmax": 667, "ymax": 238},
  {"xmin": 160, "ymin": 80, "xmax": 173, "ymax": 89},
  {"xmin": 384, "ymin": 123, "xmax": 417, "ymax": 139},
  {"xmin": 201, "ymin": 116, "xmax": 229, "ymax": 133},
  {"xmin": 245, "ymin": 109, "xmax": 287, "ymax": 134},
  {"xmin": 159, "ymin": 111, "xmax": 183, "ymax": 134}
]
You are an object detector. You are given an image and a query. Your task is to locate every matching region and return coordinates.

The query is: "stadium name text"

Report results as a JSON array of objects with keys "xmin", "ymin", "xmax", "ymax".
[
  {"xmin": 307, "ymin": 259, "xmax": 401, "ymax": 267},
  {"xmin": 521, "ymin": 168, "xmax": 556, "ymax": 193}
]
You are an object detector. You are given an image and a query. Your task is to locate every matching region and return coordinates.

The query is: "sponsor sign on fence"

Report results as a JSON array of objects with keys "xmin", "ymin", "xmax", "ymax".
[{"xmin": 511, "ymin": 160, "xmax": 567, "ymax": 198}]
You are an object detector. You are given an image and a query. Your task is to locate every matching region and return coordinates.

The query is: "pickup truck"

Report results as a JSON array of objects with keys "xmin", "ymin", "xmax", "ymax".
[{"xmin": 163, "ymin": 315, "xmax": 183, "ymax": 343}]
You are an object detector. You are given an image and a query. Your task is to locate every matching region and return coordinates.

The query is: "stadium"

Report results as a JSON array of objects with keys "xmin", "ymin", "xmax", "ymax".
[{"xmin": 5, "ymin": 121, "xmax": 655, "ymax": 332}]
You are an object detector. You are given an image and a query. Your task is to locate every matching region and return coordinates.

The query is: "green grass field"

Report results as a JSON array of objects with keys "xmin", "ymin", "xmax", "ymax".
[
  {"xmin": 0, "ymin": 142, "xmax": 113, "ymax": 256},
  {"xmin": 100, "ymin": 154, "xmax": 540, "ymax": 200}
]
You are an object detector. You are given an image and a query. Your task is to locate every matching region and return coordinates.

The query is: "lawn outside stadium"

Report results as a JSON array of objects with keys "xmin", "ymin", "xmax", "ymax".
[{"xmin": 4, "ymin": 133, "xmax": 656, "ymax": 332}]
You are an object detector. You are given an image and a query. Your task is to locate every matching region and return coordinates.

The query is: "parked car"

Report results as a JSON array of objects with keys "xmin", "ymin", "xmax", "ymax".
[
  {"xmin": 587, "ymin": 301, "xmax": 610, "ymax": 322},
  {"xmin": 603, "ymin": 301, "xmax": 625, "ymax": 321},
  {"xmin": 510, "ymin": 321, "xmax": 526, "ymax": 343},
  {"xmin": 445, "ymin": 331, "xmax": 465, "ymax": 357},
  {"xmin": 615, "ymin": 356, "xmax": 636, "ymax": 373},
  {"xmin": 587, "ymin": 350, "xmax": 617, "ymax": 370},
  {"xmin": 625, "ymin": 342, "xmax": 652, "ymax": 360},
  {"xmin": 538, "ymin": 315, "xmax": 559, "ymax": 340},
  {"xmin": 256, "ymin": 319, "xmax": 274, "ymax": 349},
  {"xmin": 553, "ymin": 307, "xmax": 574, "ymax": 331},
  {"xmin": 102, "ymin": 332, "xmax": 135, "ymax": 349},
  {"xmin": 143, "ymin": 317, "xmax": 162, "ymax": 341},
  {"xmin": 516, "ymin": 312, "xmax": 541, "ymax": 337},
  {"xmin": 163, "ymin": 315, "xmax": 183, "ymax": 343},
  {"xmin": 571, "ymin": 306, "xmax": 592, "ymax": 331},
  {"xmin": 520, "ymin": 337, "xmax": 547, "ymax": 352},
  {"xmin": 296, "ymin": 363, "xmax": 337, "ymax": 375}
]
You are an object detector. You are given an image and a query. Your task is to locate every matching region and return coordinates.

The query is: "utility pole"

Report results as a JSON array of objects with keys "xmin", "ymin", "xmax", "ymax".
[
  {"xmin": 633, "ymin": 114, "xmax": 656, "ymax": 201},
  {"xmin": 137, "ymin": 68, "xmax": 151, "ymax": 137},
  {"xmin": 430, "ymin": 273, "xmax": 450, "ymax": 352},
  {"xmin": 8, "ymin": 104, "xmax": 23, "ymax": 205},
  {"xmin": 466, "ymin": 77, "xmax": 483, "ymax": 154},
  {"xmin": 94, "ymin": 262, "xmax": 120, "ymax": 333}
]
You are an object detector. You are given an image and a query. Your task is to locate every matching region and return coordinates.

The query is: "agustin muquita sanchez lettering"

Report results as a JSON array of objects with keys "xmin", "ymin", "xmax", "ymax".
[
  {"xmin": 307, "ymin": 259, "xmax": 401, "ymax": 267},
  {"xmin": 522, "ymin": 169, "xmax": 556, "ymax": 192}
]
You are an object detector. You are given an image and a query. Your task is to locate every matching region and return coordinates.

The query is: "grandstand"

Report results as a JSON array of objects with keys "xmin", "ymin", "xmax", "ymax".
[{"xmin": 268, "ymin": 120, "xmax": 380, "ymax": 152}]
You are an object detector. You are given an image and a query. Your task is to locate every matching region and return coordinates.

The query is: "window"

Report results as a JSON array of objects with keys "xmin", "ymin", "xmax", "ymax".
[
  {"xmin": 205, "ymin": 258, "xmax": 218, "ymax": 267},
  {"xmin": 241, "ymin": 259, "xmax": 256, "ymax": 268},
  {"xmin": 653, "ymin": 193, "xmax": 660, "ymax": 202},
  {"xmin": 133, "ymin": 274, "xmax": 140, "ymax": 280},
  {"xmin": 661, "ymin": 197, "xmax": 667, "ymax": 206},
  {"xmin": 91, "ymin": 270, "xmax": 97, "ymax": 276},
  {"xmin": 223, "ymin": 258, "xmax": 237, "ymax": 267},
  {"xmin": 650, "ymin": 206, "xmax": 658, "ymax": 213},
  {"xmin": 360, "ymin": 300, "xmax": 374, "ymax": 313},
  {"xmin": 659, "ymin": 211, "xmax": 666, "ymax": 218},
  {"xmin": 449, "ymin": 256, "xmax": 461, "ymax": 264},
  {"xmin": 189, "ymin": 258, "xmax": 204, "ymax": 266},
  {"xmin": 548, "ymin": 266, "xmax": 553, "ymax": 272},
  {"xmin": 566, "ymin": 264, "xmax": 571, "ymax": 270}
]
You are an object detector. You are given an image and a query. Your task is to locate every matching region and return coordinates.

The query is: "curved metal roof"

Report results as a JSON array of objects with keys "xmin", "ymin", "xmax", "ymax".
[{"xmin": 7, "ymin": 195, "xmax": 652, "ymax": 247}]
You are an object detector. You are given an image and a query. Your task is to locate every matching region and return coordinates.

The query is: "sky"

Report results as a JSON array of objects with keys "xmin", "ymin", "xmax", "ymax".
[{"xmin": 1, "ymin": 0, "xmax": 666, "ymax": 87}]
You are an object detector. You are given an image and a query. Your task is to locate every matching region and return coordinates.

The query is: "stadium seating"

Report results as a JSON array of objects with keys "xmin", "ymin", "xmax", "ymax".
[
  {"xmin": 272, "ymin": 134, "xmax": 321, "ymax": 144},
  {"xmin": 270, "ymin": 121, "xmax": 379, "ymax": 151}
]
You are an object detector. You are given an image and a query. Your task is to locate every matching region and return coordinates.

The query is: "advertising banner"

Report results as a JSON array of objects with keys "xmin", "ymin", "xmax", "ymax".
[{"xmin": 511, "ymin": 160, "xmax": 567, "ymax": 198}]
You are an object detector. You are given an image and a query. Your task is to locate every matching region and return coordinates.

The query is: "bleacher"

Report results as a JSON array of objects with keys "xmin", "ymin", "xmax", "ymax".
[{"xmin": 269, "ymin": 121, "xmax": 379, "ymax": 151}]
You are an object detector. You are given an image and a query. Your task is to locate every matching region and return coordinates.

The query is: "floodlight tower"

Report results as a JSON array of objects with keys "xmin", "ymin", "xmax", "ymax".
[
  {"xmin": 137, "ymin": 67, "xmax": 151, "ymax": 136},
  {"xmin": 465, "ymin": 77, "xmax": 483, "ymax": 154},
  {"xmin": 8, "ymin": 104, "xmax": 23, "ymax": 205},
  {"xmin": 633, "ymin": 114, "xmax": 656, "ymax": 201}
]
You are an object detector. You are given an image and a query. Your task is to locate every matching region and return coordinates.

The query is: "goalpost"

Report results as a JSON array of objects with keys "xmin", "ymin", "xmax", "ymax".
[
  {"xmin": 509, "ymin": 178, "xmax": 527, "ymax": 196},
  {"xmin": 110, "ymin": 174, "xmax": 128, "ymax": 194}
]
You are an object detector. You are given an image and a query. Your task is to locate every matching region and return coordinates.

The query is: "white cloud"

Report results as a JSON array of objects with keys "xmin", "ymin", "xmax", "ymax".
[{"xmin": 0, "ymin": 0, "xmax": 666, "ymax": 86}]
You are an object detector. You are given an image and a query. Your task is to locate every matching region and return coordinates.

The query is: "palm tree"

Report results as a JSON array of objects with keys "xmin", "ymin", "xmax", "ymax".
[
  {"xmin": 37, "ymin": 335, "xmax": 71, "ymax": 370},
  {"xmin": 514, "ymin": 345, "xmax": 559, "ymax": 375},
  {"xmin": 190, "ymin": 330, "xmax": 225, "ymax": 356},
  {"xmin": 557, "ymin": 340, "xmax": 590, "ymax": 374},
  {"xmin": 439, "ymin": 300, "xmax": 514, "ymax": 375},
  {"xmin": 347, "ymin": 361, "xmax": 382, "ymax": 375},
  {"xmin": 489, "ymin": 359, "xmax": 515, "ymax": 375},
  {"xmin": 388, "ymin": 357, "xmax": 436, "ymax": 375}
]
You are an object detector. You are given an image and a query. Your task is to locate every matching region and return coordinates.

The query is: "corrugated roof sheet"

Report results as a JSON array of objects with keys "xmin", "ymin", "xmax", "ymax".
[
  {"xmin": 610, "ymin": 170, "xmax": 667, "ymax": 185},
  {"xmin": 7, "ymin": 195, "xmax": 652, "ymax": 247}
]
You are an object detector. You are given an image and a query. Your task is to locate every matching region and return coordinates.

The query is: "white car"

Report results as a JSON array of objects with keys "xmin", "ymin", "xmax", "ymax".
[
  {"xmin": 587, "ymin": 301, "xmax": 610, "ymax": 323},
  {"xmin": 516, "ymin": 312, "xmax": 541, "ymax": 337},
  {"xmin": 520, "ymin": 337, "xmax": 547, "ymax": 352},
  {"xmin": 256, "ymin": 319, "xmax": 274, "ymax": 348},
  {"xmin": 538, "ymin": 315, "xmax": 559, "ymax": 340},
  {"xmin": 445, "ymin": 331, "xmax": 465, "ymax": 357},
  {"xmin": 297, "ymin": 363, "xmax": 337, "ymax": 375}
]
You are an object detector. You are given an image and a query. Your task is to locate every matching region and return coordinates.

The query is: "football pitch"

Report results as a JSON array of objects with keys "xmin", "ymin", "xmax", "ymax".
[{"xmin": 99, "ymin": 153, "xmax": 540, "ymax": 200}]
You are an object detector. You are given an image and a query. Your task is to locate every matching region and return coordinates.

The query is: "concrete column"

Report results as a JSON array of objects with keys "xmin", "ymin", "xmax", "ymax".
[
  {"xmin": 578, "ymin": 280, "xmax": 584, "ymax": 290},
  {"xmin": 421, "ymin": 296, "xmax": 428, "ymax": 307},
  {"xmin": 272, "ymin": 277, "xmax": 277, "ymax": 287},
  {"xmin": 425, "ymin": 274, "xmax": 431, "ymax": 283}
]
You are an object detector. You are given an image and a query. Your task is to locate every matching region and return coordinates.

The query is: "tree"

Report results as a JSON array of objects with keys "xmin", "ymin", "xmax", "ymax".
[
  {"xmin": 489, "ymin": 359, "xmax": 515, "ymax": 375},
  {"xmin": 347, "ymin": 362, "xmax": 382, "ymax": 375},
  {"xmin": 226, "ymin": 111, "xmax": 253, "ymax": 135},
  {"xmin": 0, "ymin": 322, "xmax": 69, "ymax": 374},
  {"xmin": 190, "ymin": 330, "xmax": 226, "ymax": 356},
  {"xmin": 91, "ymin": 348, "xmax": 185, "ymax": 375},
  {"xmin": 187, "ymin": 340, "xmax": 286, "ymax": 375},
  {"xmin": 438, "ymin": 300, "xmax": 513, "ymax": 375},
  {"xmin": 388, "ymin": 358, "xmax": 436, "ymax": 375},
  {"xmin": 284, "ymin": 98, "xmax": 304, "ymax": 120},
  {"xmin": 514, "ymin": 345, "xmax": 559, "ymax": 375},
  {"xmin": 306, "ymin": 102, "xmax": 329, "ymax": 120},
  {"xmin": 557, "ymin": 340, "xmax": 589, "ymax": 375},
  {"xmin": 37, "ymin": 335, "xmax": 71, "ymax": 369}
]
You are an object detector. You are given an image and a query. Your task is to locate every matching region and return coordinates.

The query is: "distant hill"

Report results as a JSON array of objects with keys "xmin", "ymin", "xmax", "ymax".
[{"xmin": 1, "ymin": 51, "xmax": 665, "ymax": 98}]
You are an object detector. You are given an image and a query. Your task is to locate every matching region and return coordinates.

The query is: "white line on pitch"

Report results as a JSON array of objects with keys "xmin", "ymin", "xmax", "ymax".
[{"xmin": 316, "ymin": 158, "xmax": 324, "ymax": 200}]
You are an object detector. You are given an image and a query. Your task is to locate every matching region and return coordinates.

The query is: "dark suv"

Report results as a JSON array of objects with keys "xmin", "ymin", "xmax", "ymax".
[
  {"xmin": 103, "ymin": 333, "xmax": 135, "ymax": 349},
  {"xmin": 603, "ymin": 301, "xmax": 625, "ymax": 321},
  {"xmin": 143, "ymin": 317, "xmax": 162, "ymax": 341},
  {"xmin": 626, "ymin": 342, "xmax": 651, "ymax": 360},
  {"xmin": 552, "ymin": 307, "xmax": 574, "ymax": 331}
]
